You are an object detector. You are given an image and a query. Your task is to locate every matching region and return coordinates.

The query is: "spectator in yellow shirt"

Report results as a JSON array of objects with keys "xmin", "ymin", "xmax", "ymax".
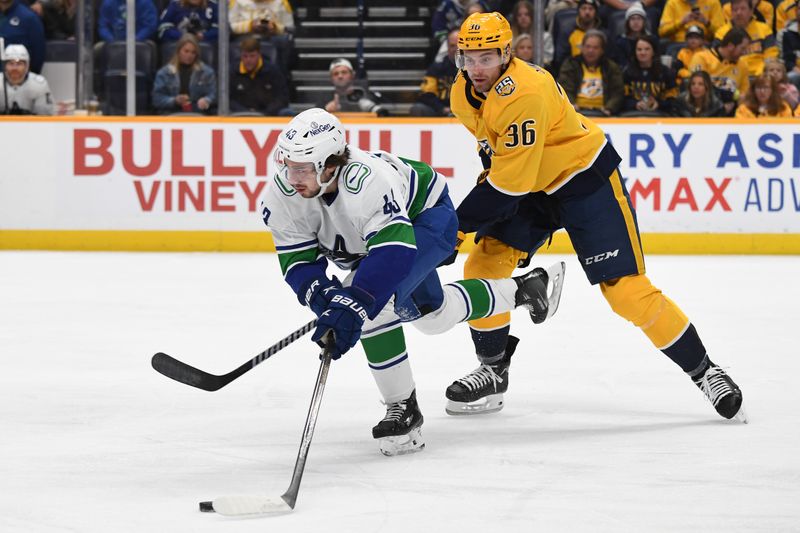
[
  {"xmin": 568, "ymin": 0, "xmax": 602, "ymax": 57},
  {"xmin": 722, "ymin": 0, "xmax": 774, "ymax": 30},
  {"xmin": 659, "ymin": 0, "xmax": 725, "ymax": 42},
  {"xmin": 713, "ymin": 0, "xmax": 778, "ymax": 76},
  {"xmin": 735, "ymin": 74, "xmax": 794, "ymax": 116},
  {"xmin": 675, "ymin": 24, "xmax": 709, "ymax": 86},
  {"xmin": 690, "ymin": 26, "xmax": 750, "ymax": 113},
  {"xmin": 557, "ymin": 29, "xmax": 624, "ymax": 116}
]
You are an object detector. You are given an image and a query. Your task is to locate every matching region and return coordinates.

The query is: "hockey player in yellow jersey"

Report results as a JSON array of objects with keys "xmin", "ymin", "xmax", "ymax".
[{"xmin": 445, "ymin": 11, "xmax": 747, "ymax": 422}]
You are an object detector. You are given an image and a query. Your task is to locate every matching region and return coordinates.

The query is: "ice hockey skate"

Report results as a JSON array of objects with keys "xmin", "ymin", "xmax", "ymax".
[
  {"xmin": 514, "ymin": 261, "xmax": 566, "ymax": 324},
  {"xmin": 693, "ymin": 363, "xmax": 747, "ymax": 423},
  {"xmin": 372, "ymin": 390, "xmax": 425, "ymax": 456},
  {"xmin": 445, "ymin": 336, "xmax": 519, "ymax": 415}
]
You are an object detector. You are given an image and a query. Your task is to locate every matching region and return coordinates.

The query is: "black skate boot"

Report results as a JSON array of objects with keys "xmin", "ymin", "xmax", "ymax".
[
  {"xmin": 445, "ymin": 336, "xmax": 520, "ymax": 416},
  {"xmin": 372, "ymin": 390, "xmax": 425, "ymax": 456},
  {"xmin": 692, "ymin": 362, "xmax": 747, "ymax": 423},
  {"xmin": 513, "ymin": 262, "xmax": 566, "ymax": 324}
]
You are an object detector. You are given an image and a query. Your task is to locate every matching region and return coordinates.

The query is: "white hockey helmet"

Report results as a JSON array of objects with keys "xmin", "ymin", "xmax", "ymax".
[
  {"xmin": 275, "ymin": 108, "xmax": 347, "ymax": 197},
  {"xmin": 3, "ymin": 44, "xmax": 30, "ymax": 64}
]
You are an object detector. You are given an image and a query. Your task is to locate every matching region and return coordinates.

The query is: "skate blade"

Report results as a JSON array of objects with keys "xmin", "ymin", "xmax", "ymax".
[
  {"xmin": 445, "ymin": 394, "xmax": 504, "ymax": 416},
  {"xmin": 378, "ymin": 427, "xmax": 425, "ymax": 456},
  {"xmin": 544, "ymin": 261, "xmax": 566, "ymax": 321},
  {"xmin": 734, "ymin": 402, "xmax": 749, "ymax": 424}
]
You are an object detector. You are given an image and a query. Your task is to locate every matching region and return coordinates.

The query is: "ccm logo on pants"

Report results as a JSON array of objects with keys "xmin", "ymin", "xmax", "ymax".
[{"xmin": 584, "ymin": 249, "xmax": 619, "ymax": 265}]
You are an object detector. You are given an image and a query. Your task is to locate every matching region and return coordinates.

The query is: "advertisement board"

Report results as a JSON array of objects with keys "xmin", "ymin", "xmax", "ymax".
[{"xmin": 0, "ymin": 117, "xmax": 797, "ymax": 253}]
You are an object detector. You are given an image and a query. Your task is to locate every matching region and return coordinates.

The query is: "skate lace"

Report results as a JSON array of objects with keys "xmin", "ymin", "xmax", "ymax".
[
  {"xmin": 381, "ymin": 400, "xmax": 407, "ymax": 422},
  {"xmin": 696, "ymin": 366, "xmax": 733, "ymax": 407},
  {"xmin": 456, "ymin": 364, "xmax": 502, "ymax": 392}
]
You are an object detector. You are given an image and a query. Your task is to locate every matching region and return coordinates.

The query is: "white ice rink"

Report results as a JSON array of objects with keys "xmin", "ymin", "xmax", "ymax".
[{"xmin": 1, "ymin": 251, "xmax": 798, "ymax": 532}]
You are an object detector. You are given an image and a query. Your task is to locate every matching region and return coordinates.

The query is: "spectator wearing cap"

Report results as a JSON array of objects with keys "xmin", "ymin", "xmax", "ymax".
[
  {"xmin": 555, "ymin": 0, "xmax": 602, "ymax": 67},
  {"xmin": 0, "ymin": 0, "xmax": 45, "ymax": 74},
  {"xmin": 675, "ymin": 24, "xmax": 709, "ymax": 85},
  {"xmin": 230, "ymin": 36, "xmax": 291, "ymax": 115},
  {"xmin": 410, "ymin": 29, "xmax": 458, "ymax": 116},
  {"xmin": 558, "ymin": 29, "xmax": 624, "ymax": 115},
  {"xmin": 659, "ymin": 0, "xmax": 724, "ymax": 43},
  {"xmin": 689, "ymin": 26, "xmax": 750, "ymax": 114},
  {"xmin": 316, "ymin": 58, "xmax": 386, "ymax": 116},
  {"xmin": 713, "ymin": 0, "xmax": 778, "ymax": 77},
  {"xmin": 610, "ymin": 2, "xmax": 651, "ymax": 69},
  {"xmin": 0, "ymin": 44, "xmax": 53, "ymax": 115}
]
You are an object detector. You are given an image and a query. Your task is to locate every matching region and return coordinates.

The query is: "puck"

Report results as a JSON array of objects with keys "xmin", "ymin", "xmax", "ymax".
[{"xmin": 199, "ymin": 501, "xmax": 215, "ymax": 513}]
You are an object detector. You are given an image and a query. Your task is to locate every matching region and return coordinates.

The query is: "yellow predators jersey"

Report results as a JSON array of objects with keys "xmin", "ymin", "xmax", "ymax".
[
  {"xmin": 714, "ymin": 20, "xmax": 778, "ymax": 76},
  {"xmin": 689, "ymin": 47, "xmax": 750, "ymax": 98},
  {"xmin": 450, "ymin": 58, "xmax": 607, "ymax": 195},
  {"xmin": 722, "ymin": 0, "xmax": 775, "ymax": 29}
]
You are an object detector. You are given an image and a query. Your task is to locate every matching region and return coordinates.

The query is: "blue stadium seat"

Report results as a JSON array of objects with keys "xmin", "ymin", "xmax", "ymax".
[
  {"xmin": 103, "ymin": 41, "xmax": 158, "ymax": 81},
  {"xmin": 45, "ymin": 40, "xmax": 77, "ymax": 62},
  {"xmin": 103, "ymin": 70, "xmax": 150, "ymax": 115}
]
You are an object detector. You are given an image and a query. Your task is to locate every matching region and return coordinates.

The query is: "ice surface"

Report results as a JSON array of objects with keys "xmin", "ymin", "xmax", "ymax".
[{"xmin": 1, "ymin": 251, "xmax": 798, "ymax": 532}]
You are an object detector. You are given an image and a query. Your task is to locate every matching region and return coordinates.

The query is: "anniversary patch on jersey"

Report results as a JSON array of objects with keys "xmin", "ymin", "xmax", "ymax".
[{"xmin": 495, "ymin": 76, "xmax": 516, "ymax": 97}]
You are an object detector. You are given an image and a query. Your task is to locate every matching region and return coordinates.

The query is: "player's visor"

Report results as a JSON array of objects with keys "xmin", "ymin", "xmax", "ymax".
[{"xmin": 455, "ymin": 50, "xmax": 504, "ymax": 70}]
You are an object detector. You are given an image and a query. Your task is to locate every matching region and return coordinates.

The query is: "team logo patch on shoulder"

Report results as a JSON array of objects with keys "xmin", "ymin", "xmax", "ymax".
[{"xmin": 495, "ymin": 76, "xmax": 516, "ymax": 97}]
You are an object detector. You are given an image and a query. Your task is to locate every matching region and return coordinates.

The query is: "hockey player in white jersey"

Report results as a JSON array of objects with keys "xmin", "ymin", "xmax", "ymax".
[
  {"xmin": 0, "ymin": 45, "xmax": 54, "ymax": 116},
  {"xmin": 260, "ymin": 108, "xmax": 565, "ymax": 456}
]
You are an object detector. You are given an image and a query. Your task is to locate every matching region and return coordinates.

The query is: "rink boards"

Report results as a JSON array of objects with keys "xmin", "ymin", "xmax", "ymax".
[{"xmin": 0, "ymin": 116, "xmax": 798, "ymax": 254}]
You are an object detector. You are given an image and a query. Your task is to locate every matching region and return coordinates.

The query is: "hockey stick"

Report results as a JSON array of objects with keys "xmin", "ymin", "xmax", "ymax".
[
  {"xmin": 199, "ymin": 333, "xmax": 335, "ymax": 516},
  {"xmin": 151, "ymin": 319, "xmax": 318, "ymax": 392}
]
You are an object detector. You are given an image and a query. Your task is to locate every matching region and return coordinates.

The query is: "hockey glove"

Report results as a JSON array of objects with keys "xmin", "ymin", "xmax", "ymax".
[
  {"xmin": 311, "ymin": 286, "xmax": 374, "ymax": 359},
  {"xmin": 439, "ymin": 230, "xmax": 467, "ymax": 267},
  {"xmin": 300, "ymin": 276, "xmax": 343, "ymax": 317}
]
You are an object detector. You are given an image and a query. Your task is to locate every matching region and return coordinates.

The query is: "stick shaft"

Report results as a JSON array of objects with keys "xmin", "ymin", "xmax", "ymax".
[{"xmin": 280, "ymin": 335, "xmax": 334, "ymax": 509}]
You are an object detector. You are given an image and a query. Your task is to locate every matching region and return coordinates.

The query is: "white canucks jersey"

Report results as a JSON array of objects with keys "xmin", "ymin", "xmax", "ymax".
[
  {"xmin": 0, "ymin": 73, "xmax": 54, "ymax": 115},
  {"xmin": 260, "ymin": 147, "xmax": 447, "ymax": 276}
]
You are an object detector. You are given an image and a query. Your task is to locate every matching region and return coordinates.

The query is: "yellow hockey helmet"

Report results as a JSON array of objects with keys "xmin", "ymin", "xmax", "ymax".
[
  {"xmin": 456, "ymin": 12, "xmax": 513, "ymax": 68},
  {"xmin": 457, "ymin": 12, "xmax": 513, "ymax": 51}
]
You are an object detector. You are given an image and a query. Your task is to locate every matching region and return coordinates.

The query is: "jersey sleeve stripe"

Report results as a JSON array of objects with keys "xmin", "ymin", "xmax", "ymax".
[
  {"xmin": 275, "ymin": 239, "xmax": 318, "ymax": 252},
  {"xmin": 368, "ymin": 241, "xmax": 417, "ymax": 251},
  {"xmin": 366, "ymin": 223, "xmax": 416, "ymax": 249},
  {"xmin": 278, "ymin": 247, "xmax": 319, "ymax": 276}
]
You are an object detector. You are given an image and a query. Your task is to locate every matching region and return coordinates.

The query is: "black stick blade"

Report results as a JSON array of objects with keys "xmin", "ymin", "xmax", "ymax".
[
  {"xmin": 199, "ymin": 501, "xmax": 215, "ymax": 513},
  {"xmin": 151, "ymin": 352, "xmax": 226, "ymax": 392}
]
